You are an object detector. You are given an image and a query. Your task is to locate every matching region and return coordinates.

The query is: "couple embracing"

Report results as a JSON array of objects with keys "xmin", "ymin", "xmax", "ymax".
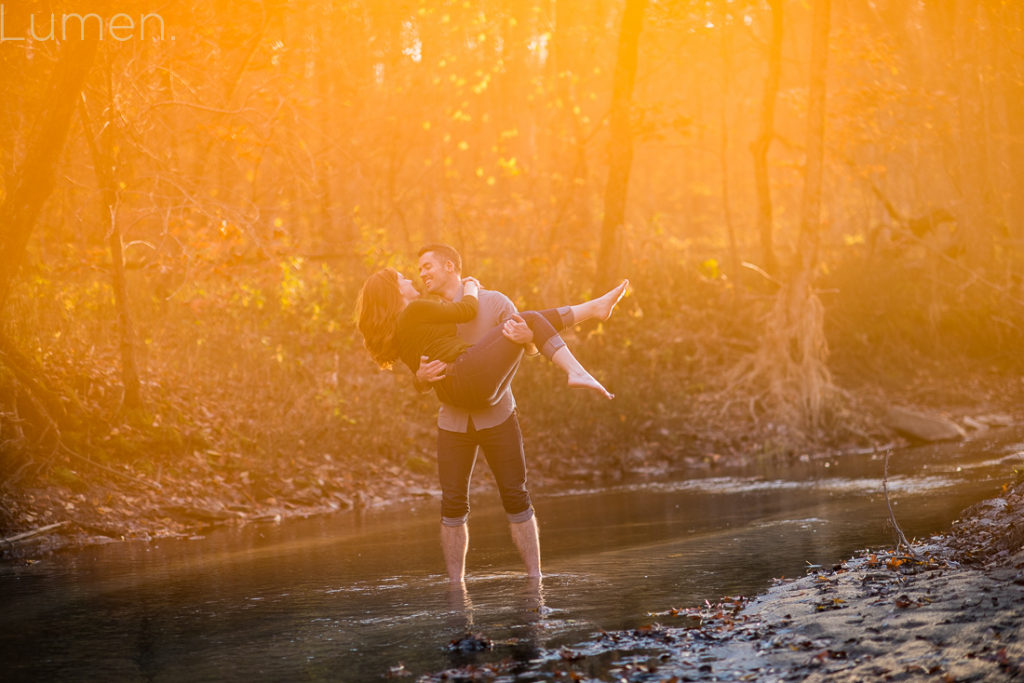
[{"xmin": 356, "ymin": 244, "xmax": 628, "ymax": 585}]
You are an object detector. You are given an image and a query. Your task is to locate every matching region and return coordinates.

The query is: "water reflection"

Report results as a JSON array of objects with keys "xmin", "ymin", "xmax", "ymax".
[
  {"xmin": 436, "ymin": 577, "xmax": 550, "ymax": 676},
  {"xmin": 1, "ymin": 430, "xmax": 1021, "ymax": 680}
]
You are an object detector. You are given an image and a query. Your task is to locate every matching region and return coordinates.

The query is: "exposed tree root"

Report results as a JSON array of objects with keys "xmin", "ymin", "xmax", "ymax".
[
  {"xmin": 883, "ymin": 448, "xmax": 918, "ymax": 558},
  {"xmin": 0, "ymin": 332, "xmax": 69, "ymax": 434},
  {"xmin": 0, "ymin": 334, "xmax": 68, "ymax": 484},
  {"xmin": 722, "ymin": 272, "xmax": 838, "ymax": 445}
]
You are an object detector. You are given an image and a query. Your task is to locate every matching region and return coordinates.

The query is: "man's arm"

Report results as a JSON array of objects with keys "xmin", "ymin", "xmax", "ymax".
[{"xmin": 487, "ymin": 290, "xmax": 539, "ymax": 356}]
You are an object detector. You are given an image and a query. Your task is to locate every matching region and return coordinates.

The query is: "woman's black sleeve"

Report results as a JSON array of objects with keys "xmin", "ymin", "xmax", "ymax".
[{"xmin": 405, "ymin": 295, "xmax": 478, "ymax": 324}]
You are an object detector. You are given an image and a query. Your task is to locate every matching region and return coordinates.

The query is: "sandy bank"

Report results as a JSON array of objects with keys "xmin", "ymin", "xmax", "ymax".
[{"xmin": 539, "ymin": 480, "xmax": 1024, "ymax": 682}]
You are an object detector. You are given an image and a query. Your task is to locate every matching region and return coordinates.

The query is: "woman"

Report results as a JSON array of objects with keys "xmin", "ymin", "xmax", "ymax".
[{"xmin": 356, "ymin": 270, "xmax": 627, "ymax": 408}]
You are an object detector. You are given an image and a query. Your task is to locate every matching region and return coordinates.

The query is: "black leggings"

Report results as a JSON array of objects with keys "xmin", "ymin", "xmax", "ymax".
[
  {"xmin": 434, "ymin": 306, "xmax": 572, "ymax": 409},
  {"xmin": 438, "ymin": 412, "xmax": 531, "ymax": 525}
]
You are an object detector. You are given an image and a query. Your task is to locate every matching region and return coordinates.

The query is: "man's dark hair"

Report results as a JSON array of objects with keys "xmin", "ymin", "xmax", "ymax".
[{"xmin": 418, "ymin": 243, "xmax": 462, "ymax": 273}]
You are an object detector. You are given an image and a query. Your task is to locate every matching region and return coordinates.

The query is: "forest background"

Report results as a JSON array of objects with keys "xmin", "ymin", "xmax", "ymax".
[{"xmin": 1, "ymin": 0, "xmax": 1022, "ymax": 546}]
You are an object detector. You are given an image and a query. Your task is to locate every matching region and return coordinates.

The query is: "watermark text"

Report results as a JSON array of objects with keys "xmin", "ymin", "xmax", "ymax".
[{"xmin": 0, "ymin": 5, "xmax": 168, "ymax": 43}]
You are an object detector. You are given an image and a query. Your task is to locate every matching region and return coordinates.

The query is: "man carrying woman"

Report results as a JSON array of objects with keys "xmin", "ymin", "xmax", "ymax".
[{"xmin": 356, "ymin": 244, "xmax": 627, "ymax": 584}]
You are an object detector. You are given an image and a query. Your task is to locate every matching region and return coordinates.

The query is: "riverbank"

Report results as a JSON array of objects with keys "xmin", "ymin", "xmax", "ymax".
[
  {"xmin": 1, "ymin": 374, "xmax": 1020, "ymax": 562},
  {"xmin": 425, "ymin": 474, "xmax": 1024, "ymax": 681}
]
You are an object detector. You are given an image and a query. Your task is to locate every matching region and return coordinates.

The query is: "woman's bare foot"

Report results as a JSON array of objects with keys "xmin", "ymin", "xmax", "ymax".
[
  {"xmin": 595, "ymin": 279, "xmax": 629, "ymax": 320},
  {"xmin": 568, "ymin": 371, "xmax": 614, "ymax": 399}
]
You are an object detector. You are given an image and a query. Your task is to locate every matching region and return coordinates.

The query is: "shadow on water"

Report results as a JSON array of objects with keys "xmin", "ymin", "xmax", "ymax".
[{"xmin": 1, "ymin": 429, "xmax": 1022, "ymax": 680}]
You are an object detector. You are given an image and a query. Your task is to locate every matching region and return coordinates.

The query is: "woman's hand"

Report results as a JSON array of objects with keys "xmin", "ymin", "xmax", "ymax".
[{"xmin": 462, "ymin": 276, "xmax": 480, "ymax": 297}]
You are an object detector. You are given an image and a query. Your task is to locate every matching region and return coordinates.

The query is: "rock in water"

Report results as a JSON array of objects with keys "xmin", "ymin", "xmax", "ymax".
[
  {"xmin": 448, "ymin": 633, "xmax": 493, "ymax": 652},
  {"xmin": 885, "ymin": 406, "xmax": 966, "ymax": 442}
]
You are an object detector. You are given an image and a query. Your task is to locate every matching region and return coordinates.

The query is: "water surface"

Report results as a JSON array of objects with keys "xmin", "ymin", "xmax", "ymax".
[{"xmin": 2, "ymin": 430, "xmax": 1021, "ymax": 680}]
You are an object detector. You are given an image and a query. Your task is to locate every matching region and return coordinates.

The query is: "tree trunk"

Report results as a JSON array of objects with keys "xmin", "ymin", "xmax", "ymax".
[
  {"xmin": 548, "ymin": 0, "xmax": 591, "ymax": 248},
  {"xmin": 749, "ymin": 0, "xmax": 833, "ymax": 438},
  {"xmin": 750, "ymin": 0, "xmax": 782, "ymax": 277},
  {"xmin": 718, "ymin": 0, "xmax": 739, "ymax": 287},
  {"xmin": 315, "ymin": 9, "xmax": 336, "ymax": 250},
  {"xmin": 0, "ymin": 35, "xmax": 99, "ymax": 309},
  {"xmin": 953, "ymin": 0, "xmax": 996, "ymax": 263},
  {"xmin": 78, "ymin": 82, "xmax": 142, "ymax": 411},
  {"xmin": 595, "ymin": 0, "xmax": 646, "ymax": 290},
  {"xmin": 783, "ymin": 0, "xmax": 832, "ymax": 432},
  {"xmin": 797, "ymin": 0, "xmax": 830, "ymax": 272},
  {"xmin": 995, "ymin": 3, "xmax": 1024, "ymax": 241}
]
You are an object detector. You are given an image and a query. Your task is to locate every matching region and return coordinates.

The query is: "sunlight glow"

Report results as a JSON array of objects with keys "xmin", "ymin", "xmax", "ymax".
[
  {"xmin": 401, "ymin": 21, "xmax": 422, "ymax": 63},
  {"xmin": 527, "ymin": 32, "xmax": 550, "ymax": 64}
]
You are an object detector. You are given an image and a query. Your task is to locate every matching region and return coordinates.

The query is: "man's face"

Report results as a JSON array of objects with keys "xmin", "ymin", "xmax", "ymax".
[{"xmin": 418, "ymin": 251, "xmax": 456, "ymax": 294}]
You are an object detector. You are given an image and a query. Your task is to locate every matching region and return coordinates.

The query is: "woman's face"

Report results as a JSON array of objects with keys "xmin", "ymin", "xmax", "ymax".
[{"xmin": 397, "ymin": 273, "xmax": 420, "ymax": 302}]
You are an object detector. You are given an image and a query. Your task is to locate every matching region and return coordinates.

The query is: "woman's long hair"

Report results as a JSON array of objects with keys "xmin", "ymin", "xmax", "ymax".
[{"xmin": 355, "ymin": 268, "xmax": 403, "ymax": 369}]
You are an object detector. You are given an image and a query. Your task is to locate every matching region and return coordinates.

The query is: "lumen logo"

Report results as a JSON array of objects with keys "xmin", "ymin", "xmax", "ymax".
[{"xmin": 0, "ymin": 5, "xmax": 168, "ymax": 43}]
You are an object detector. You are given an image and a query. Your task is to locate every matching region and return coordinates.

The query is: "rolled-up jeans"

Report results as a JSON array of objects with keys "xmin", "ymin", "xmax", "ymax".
[
  {"xmin": 438, "ymin": 411, "xmax": 532, "ymax": 526},
  {"xmin": 434, "ymin": 306, "xmax": 572, "ymax": 410}
]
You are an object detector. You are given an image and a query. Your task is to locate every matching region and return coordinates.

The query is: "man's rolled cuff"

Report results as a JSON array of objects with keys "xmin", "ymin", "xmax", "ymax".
[{"xmin": 442, "ymin": 514, "xmax": 469, "ymax": 527}]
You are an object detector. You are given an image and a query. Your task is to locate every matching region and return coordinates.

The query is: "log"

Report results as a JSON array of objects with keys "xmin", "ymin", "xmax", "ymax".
[
  {"xmin": 885, "ymin": 406, "xmax": 966, "ymax": 442},
  {"xmin": 1, "ymin": 521, "xmax": 66, "ymax": 545}
]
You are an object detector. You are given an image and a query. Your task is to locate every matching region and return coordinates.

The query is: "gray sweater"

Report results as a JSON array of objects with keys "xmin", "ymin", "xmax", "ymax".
[{"xmin": 437, "ymin": 286, "xmax": 520, "ymax": 432}]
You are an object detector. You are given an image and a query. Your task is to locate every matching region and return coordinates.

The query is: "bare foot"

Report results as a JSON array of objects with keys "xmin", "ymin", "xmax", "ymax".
[
  {"xmin": 568, "ymin": 372, "xmax": 614, "ymax": 399},
  {"xmin": 596, "ymin": 279, "xmax": 629, "ymax": 320}
]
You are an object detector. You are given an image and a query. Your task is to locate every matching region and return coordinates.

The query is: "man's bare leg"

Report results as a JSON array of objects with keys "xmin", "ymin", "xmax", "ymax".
[
  {"xmin": 441, "ymin": 523, "xmax": 469, "ymax": 585},
  {"xmin": 509, "ymin": 516, "xmax": 542, "ymax": 578}
]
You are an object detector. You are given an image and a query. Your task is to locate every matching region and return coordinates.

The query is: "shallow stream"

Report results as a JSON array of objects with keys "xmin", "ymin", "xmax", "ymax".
[{"xmin": 2, "ymin": 430, "xmax": 1022, "ymax": 680}]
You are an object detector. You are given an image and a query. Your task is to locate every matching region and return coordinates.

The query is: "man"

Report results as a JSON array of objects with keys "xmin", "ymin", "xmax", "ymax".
[{"xmin": 415, "ymin": 244, "xmax": 541, "ymax": 585}]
